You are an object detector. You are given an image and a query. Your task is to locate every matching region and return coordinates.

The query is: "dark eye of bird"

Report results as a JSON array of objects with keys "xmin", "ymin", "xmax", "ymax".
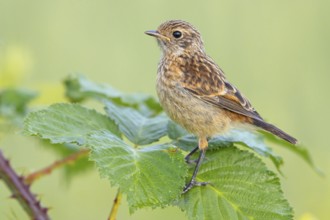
[{"xmin": 172, "ymin": 31, "xmax": 182, "ymax": 38}]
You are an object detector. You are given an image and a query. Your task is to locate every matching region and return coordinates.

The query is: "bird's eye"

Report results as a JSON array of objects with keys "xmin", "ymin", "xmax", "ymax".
[{"xmin": 172, "ymin": 31, "xmax": 182, "ymax": 38}]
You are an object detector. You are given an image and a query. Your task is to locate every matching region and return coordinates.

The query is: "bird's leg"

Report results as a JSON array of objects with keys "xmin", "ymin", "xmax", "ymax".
[
  {"xmin": 183, "ymin": 149, "xmax": 208, "ymax": 193},
  {"xmin": 183, "ymin": 138, "xmax": 209, "ymax": 193},
  {"xmin": 184, "ymin": 146, "xmax": 199, "ymax": 164}
]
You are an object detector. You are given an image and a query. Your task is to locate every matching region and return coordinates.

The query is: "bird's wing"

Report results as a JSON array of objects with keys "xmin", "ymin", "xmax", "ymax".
[{"xmin": 181, "ymin": 58, "xmax": 263, "ymax": 121}]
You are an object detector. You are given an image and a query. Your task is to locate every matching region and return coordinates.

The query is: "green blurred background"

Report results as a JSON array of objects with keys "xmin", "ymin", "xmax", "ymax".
[{"xmin": 0, "ymin": 1, "xmax": 329, "ymax": 219}]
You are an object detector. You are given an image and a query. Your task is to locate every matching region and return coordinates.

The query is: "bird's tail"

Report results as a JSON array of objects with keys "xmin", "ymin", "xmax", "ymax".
[{"xmin": 252, "ymin": 119, "xmax": 297, "ymax": 144}]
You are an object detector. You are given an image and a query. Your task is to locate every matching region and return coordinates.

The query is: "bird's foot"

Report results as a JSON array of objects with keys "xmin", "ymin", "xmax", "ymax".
[
  {"xmin": 182, "ymin": 180, "xmax": 209, "ymax": 193},
  {"xmin": 184, "ymin": 146, "xmax": 199, "ymax": 164},
  {"xmin": 185, "ymin": 158, "xmax": 198, "ymax": 164}
]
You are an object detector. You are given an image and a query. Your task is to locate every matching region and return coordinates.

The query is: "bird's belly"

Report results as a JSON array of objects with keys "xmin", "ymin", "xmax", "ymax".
[{"xmin": 157, "ymin": 83, "xmax": 231, "ymax": 138}]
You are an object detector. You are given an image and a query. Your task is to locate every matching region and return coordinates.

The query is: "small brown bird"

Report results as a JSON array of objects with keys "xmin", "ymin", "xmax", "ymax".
[{"xmin": 145, "ymin": 20, "xmax": 297, "ymax": 193}]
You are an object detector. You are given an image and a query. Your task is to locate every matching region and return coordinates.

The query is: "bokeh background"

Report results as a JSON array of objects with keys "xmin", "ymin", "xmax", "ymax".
[{"xmin": 1, "ymin": 1, "xmax": 329, "ymax": 219}]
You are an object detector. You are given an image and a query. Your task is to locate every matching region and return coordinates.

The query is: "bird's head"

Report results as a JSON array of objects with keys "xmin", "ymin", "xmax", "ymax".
[{"xmin": 145, "ymin": 20, "xmax": 205, "ymax": 56}]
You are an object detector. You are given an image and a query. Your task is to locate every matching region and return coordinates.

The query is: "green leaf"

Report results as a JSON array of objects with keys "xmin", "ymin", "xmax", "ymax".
[
  {"xmin": 64, "ymin": 74, "xmax": 122, "ymax": 102},
  {"xmin": 167, "ymin": 120, "xmax": 189, "ymax": 140},
  {"xmin": 211, "ymin": 129, "xmax": 284, "ymax": 172},
  {"xmin": 118, "ymin": 93, "xmax": 162, "ymax": 117},
  {"xmin": 0, "ymin": 88, "xmax": 37, "ymax": 121},
  {"xmin": 87, "ymin": 130, "xmax": 187, "ymax": 212},
  {"xmin": 23, "ymin": 103, "xmax": 121, "ymax": 145},
  {"xmin": 104, "ymin": 100, "xmax": 168, "ymax": 145},
  {"xmin": 167, "ymin": 120, "xmax": 203, "ymax": 151},
  {"xmin": 262, "ymin": 132, "xmax": 322, "ymax": 175},
  {"xmin": 168, "ymin": 121, "xmax": 283, "ymax": 171},
  {"xmin": 178, "ymin": 147, "xmax": 293, "ymax": 220},
  {"xmin": 64, "ymin": 74, "xmax": 162, "ymax": 116}
]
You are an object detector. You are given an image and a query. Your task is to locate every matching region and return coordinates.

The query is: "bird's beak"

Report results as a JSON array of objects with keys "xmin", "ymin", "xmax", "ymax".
[{"xmin": 145, "ymin": 30, "xmax": 170, "ymax": 42}]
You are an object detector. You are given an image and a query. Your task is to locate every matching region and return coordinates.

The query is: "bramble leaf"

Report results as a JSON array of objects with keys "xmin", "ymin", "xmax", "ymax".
[
  {"xmin": 23, "ymin": 103, "xmax": 120, "ymax": 145},
  {"xmin": 178, "ymin": 147, "xmax": 293, "ymax": 220},
  {"xmin": 211, "ymin": 129, "xmax": 284, "ymax": 171},
  {"xmin": 104, "ymin": 100, "xmax": 168, "ymax": 145},
  {"xmin": 64, "ymin": 74, "xmax": 122, "ymax": 102},
  {"xmin": 19, "ymin": 76, "xmax": 316, "ymax": 220},
  {"xmin": 167, "ymin": 120, "xmax": 190, "ymax": 140},
  {"xmin": 64, "ymin": 74, "xmax": 162, "ymax": 116},
  {"xmin": 262, "ymin": 132, "xmax": 322, "ymax": 175},
  {"xmin": 0, "ymin": 88, "xmax": 37, "ymax": 124},
  {"xmin": 168, "ymin": 121, "xmax": 283, "ymax": 171},
  {"xmin": 87, "ymin": 130, "xmax": 187, "ymax": 212}
]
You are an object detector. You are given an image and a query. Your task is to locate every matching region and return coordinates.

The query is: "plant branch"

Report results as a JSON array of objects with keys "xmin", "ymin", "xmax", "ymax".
[
  {"xmin": 0, "ymin": 149, "xmax": 50, "ymax": 220},
  {"xmin": 108, "ymin": 188, "xmax": 122, "ymax": 220},
  {"xmin": 25, "ymin": 149, "xmax": 89, "ymax": 185}
]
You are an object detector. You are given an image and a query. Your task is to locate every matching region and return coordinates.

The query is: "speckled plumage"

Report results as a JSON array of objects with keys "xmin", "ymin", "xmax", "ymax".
[
  {"xmin": 146, "ymin": 20, "xmax": 297, "ymax": 148},
  {"xmin": 156, "ymin": 52, "xmax": 234, "ymax": 144}
]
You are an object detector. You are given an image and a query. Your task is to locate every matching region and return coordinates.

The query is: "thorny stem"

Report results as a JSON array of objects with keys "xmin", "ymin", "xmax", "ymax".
[
  {"xmin": 25, "ymin": 149, "xmax": 89, "ymax": 185},
  {"xmin": 108, "ymin": 189, "xmax": 122, "ymax": 220},
  {"xmin": 0, "ymin": 150, "xmax": 50, "ymax": 220}
]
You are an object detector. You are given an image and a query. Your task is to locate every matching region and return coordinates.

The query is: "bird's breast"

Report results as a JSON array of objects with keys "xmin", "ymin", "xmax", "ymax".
[{"xmin": 156, "ymin": 69, "xmax": 231, "ymax": 138}]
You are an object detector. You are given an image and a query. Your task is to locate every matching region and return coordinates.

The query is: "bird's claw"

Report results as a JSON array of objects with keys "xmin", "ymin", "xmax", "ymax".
[
  {"xmin": 182, "ymin": 180, "xmax": 209, "ymax": 193},
  {"xmin": 185, "ymin": 158, "xmax": 198, "ymax": 164}
]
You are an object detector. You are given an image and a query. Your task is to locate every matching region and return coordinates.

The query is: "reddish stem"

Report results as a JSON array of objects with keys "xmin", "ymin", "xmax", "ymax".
[{"xmin": 24, "ymin": 149, "xmax": 89, "ymax": 185}]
